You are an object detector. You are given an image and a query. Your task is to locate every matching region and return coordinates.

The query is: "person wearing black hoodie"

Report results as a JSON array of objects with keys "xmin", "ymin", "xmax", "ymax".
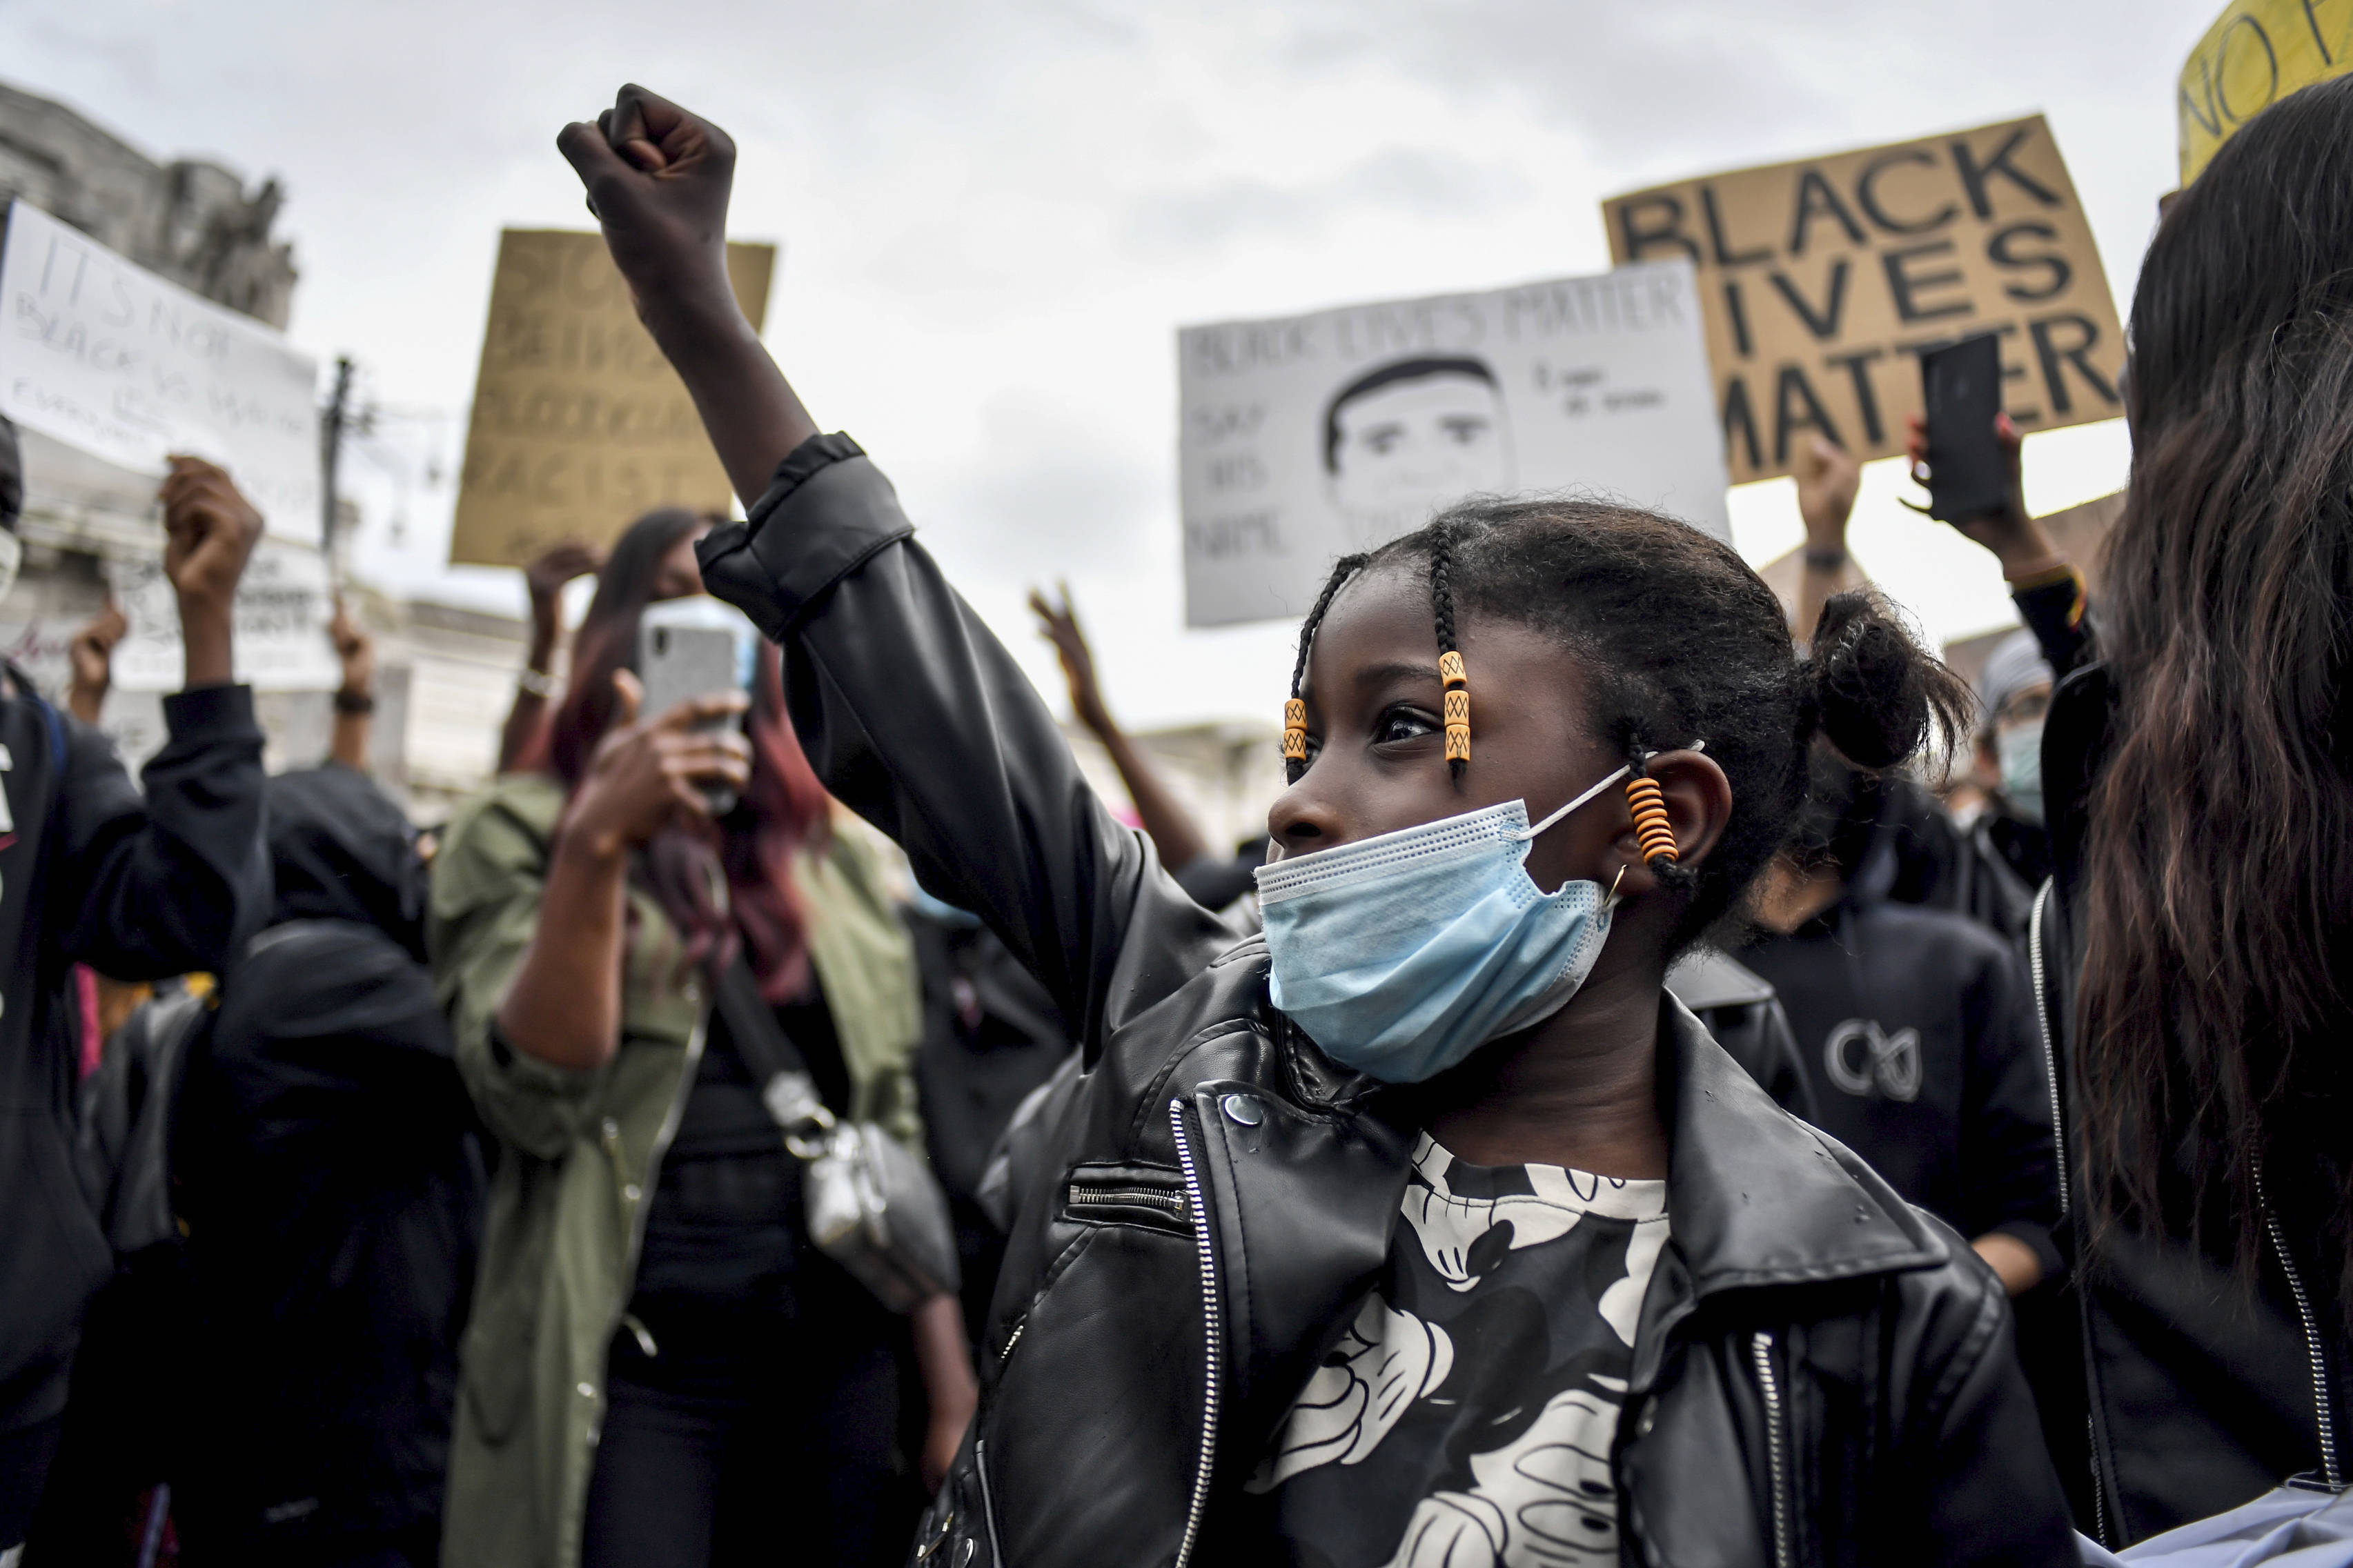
[
  {"xmin": 1739, "ymin": 746, "xmax": 2062, "ymax": 1301},
  {"xmin": 166, "ymin": 762, "xmax": 483, "ymax": 1567},
  {"xmin": 0, "ymin": 422, "xmax": 270, "ymax": 1558}
]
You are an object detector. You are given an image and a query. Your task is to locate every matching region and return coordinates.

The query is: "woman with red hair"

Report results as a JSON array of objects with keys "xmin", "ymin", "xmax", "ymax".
[{"xmin": 430, "ymin": 510, "xmax": 976, "ymax": 1568}]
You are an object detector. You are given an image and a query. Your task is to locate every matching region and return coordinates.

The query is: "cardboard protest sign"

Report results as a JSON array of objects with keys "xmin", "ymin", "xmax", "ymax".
[
  {"xmin": 2177, "ymin": 0, "xmax": 2353, "ymax": 184},
  {"xmin": 1603, "ymin": 117, "xmax": 2125, "ymax": 486},
  {"xmin": 447, "ymin": 230, "xmax": 775, "ymax": 568},
  {"xmin": 108, "ymin": 537, "xmax": 339, "ymax": 693},
  {"xmin": 1179, "ymin": 259, "xmax": 1729, "ymax": 627},
  {"xmin": 0, "ymin": 201, "xmax": 322, "ymax": 538}
]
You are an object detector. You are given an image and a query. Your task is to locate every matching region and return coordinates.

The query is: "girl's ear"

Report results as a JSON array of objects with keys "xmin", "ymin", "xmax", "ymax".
[{"xmin": 1606, "ymin": 749, "xmax": 1733, "ymax": 885}]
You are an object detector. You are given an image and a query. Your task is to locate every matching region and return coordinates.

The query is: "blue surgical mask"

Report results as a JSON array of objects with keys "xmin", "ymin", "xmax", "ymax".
[
  {"xmin": 1996, "ymin": 722, "xmax": 2045, "ymax": 826},
  {"xmin": 1254, "ymin": 764, "xmax": 1631, "ymax": 1084}
]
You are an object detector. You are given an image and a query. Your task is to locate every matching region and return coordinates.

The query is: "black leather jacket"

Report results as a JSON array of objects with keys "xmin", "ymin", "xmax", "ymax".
[{"xmin": 699, "ymin": 435, "xmax": 2077, "ymax": 1568}]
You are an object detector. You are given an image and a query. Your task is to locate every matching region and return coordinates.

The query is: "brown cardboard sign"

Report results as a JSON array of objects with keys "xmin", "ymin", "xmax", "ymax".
[
  {"xmin": 448, "ymin": 229, "xmax": 774, "ymax": 567},
  {"xmin": 1603, "ymin": 117, "xmax": 2125, "ymax": 486}
]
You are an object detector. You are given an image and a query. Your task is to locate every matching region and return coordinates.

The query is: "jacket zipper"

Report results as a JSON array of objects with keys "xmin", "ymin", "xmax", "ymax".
[
  {"xmin": 1066, "ymin": 1183, "xmax": 1188, "ymax": 1218},
  {"xmin": 1749, "ymin": 1330, "xmax": 1793, "ymax": 1568},
  {"xmin": 1169, "ymin": 1099, "xmax": 1223, "ymax": 1568},
  {"xmin": 974, "ymin": 1437, "xmax": 1006, "ymax": 1565},
  {"xmin": 2034, "ymin": 885, "xmax": 2114, "ymax": 1543},
  {"xmin": 2027, "ymin": 883, "xmax": 2069, "ymax": 1220},
  {"xmin": 2255, "ymin": 1162, "xmax": 2343, "ymax": 1491},
  {"xmin": 598, "ymin": 1015, "xmax": 705, "ymax": 1378}
]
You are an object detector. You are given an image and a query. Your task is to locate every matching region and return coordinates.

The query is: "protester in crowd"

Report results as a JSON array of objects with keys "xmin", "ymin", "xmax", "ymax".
[
  {"xmin": 326, "ymin": 597, "xmax": 377, "ymax": 772},
  {"xmin": 1967, "ymin": 629, "xmax": 2054, "ymax": 891},
  {"xmin": 903, "ymin": 891, "xmax": 1074, "ymax": 1340},
  {"xmin": 497, "ymin": 540, "xmax": 606, "ymax": 774},
  {"xmin": 65, "ymin": 599, "xmax": 126, "ymax": 728},
  {"xmin": 562, "ymin": 85, "xmax": 2076, "ymax": 1567},
  {"xmin": 0, "ymin": 420, "xmax": 271, "ymax": 1561},
  {"xmin": 1028, "ymin": 583, "xmax": 1813, "ymax": 1120},
  {"xmin": 1740, "ymin": 742, "xmax": 2059, "ymax": 1297},
  {"xmin": 1027, "ymin": 585, "xmax": 1263, "ymax": 913},
  {"xmin": 1916, "ymin": 75, "xmax": 2353, "ymax": 1550},
  {"xmin": 430, "ymin": 506, "xmax": 976, "ymax": 1568},
  {"xmin": 167, "ymin": 761, "xmax": 477, "ymax": 1568},
  {"xmin": 1790, "ymin": 429, "xmax": 2046, "ymax": 941}
]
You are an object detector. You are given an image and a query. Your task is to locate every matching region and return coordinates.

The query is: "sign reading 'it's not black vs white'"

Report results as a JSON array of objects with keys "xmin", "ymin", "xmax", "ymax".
[{"xmin": 1602, "ymin": 116, "xmax": 2126, "ymax": 485}]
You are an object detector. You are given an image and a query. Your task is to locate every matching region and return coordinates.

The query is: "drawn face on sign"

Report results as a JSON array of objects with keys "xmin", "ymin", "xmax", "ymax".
[{"xmin": 1323, "ymin": 357, "xmax": 1515, "ymax": 549}]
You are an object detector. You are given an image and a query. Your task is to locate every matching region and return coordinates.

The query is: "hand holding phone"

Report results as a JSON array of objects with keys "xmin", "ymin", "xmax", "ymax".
[
  {"xmin": 638, "ymin": 596, "xmax": 760, "ymax": 815},
  {"xmin": 1908, "ymin": 333, "xmax": 2009, "ymax": 524}
]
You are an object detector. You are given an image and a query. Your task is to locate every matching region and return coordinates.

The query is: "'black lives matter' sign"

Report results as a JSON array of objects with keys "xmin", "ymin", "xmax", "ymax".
[{"xmin": 1602, "ymin": 116, "xmax": 2125, "ymax": 486}]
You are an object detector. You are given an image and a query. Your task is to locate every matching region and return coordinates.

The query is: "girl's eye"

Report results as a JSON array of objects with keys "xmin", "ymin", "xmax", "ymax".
[{"xmin": 1375, "ymin": 707, "xmax": 1439, "ymax": 745}]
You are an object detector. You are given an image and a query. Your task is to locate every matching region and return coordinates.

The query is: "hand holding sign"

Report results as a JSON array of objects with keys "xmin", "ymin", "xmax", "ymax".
[
  {"xmin": 159, "ymin": 457, "xmax": 264, "ymax": 688},
  {"xmin": 558, "ymin": 86, "xmax": 743, "ymax": 340}
]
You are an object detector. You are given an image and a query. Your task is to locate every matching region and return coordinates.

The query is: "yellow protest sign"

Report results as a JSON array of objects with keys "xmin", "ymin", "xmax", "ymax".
[
  {"xmin": 2178, "ymin": 0, "xmax": 2353, "ymax": 184},
  {"xmin": 449, "ymin": 229, "xmax": 775, "ymax": 567},
  {"xmin": 1603, "ymin": 117, "xmax": 2125, "ymax": 486}
]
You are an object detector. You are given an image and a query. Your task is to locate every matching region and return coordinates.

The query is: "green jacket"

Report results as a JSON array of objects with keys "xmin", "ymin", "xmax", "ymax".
[{"xmin": 429, "ymin": 773, "xmax": 924, "ymax": 1568}]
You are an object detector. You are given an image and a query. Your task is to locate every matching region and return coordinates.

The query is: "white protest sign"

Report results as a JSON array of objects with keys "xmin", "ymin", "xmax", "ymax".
[
  {"xmin": 0, "ymin": 201, "xmax": 320, "ymax": 539},
  {"xmin": 108, "ymin": 538, "xmax": 339, "ymax": 693},
  {"xmin": 1179, "ymin": 259, "xmax": 1730, "ymax": 627}
]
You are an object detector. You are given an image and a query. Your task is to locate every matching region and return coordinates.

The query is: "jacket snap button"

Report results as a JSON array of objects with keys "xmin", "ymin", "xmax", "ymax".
[
  {"xmin": 1222, "ymin": 1093, "xmax": 1265, "ymax": 1127},
  {"xmin": 1637, "ymin": 1405, "xmax": 1656, "ymax": 1436},
  {"xmin": 683, "ymin": 981, "xmax": 700, "ymax": 1004},
  {"xmin": 577, "ymin": 1381, "xmax": 597, "ymax": 1400}
]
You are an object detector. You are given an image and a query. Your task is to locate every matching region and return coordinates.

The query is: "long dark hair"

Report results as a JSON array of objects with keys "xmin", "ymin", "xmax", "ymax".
[
  {"xmin": 2079, "ymin": 75, "xmax": 2353, "ymax": 1305},
  {"xmin": 546, "ymin": 508, "xmax": 831, "ymax": 999},
  {"xmin": 1290, "ymin": 498, "xmax": 1969, "ymax": 946}
]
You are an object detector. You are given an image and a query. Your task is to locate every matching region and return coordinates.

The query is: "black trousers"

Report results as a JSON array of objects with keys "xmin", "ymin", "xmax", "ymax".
[{"xmin": 580, "ymin": 1310, "xmax": 916, "ymax": 1568}]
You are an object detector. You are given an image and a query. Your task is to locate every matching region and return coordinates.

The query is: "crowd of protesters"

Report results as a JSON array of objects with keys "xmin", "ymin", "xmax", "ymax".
[{"xmin": 1, "ymin": 64, "xmax": 2351, "ymax": 1568}]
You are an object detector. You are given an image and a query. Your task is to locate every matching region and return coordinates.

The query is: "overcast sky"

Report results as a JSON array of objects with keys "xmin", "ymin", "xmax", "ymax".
[{"xmin": 1, "ymin": 0, "xmax": 2221, "ymax": 729}]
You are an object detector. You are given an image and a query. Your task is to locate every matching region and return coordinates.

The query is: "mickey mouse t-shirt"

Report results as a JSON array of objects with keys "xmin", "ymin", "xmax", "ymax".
[{"xmin": 1250, "ymin": 1134, "xmax": 1670, "ymax": 1568}]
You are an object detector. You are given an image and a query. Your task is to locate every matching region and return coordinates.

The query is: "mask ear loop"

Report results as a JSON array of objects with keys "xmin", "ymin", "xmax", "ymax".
[{"xmin": 1510, "ymin": 764, "xmax": 1632, "ymax": 842}]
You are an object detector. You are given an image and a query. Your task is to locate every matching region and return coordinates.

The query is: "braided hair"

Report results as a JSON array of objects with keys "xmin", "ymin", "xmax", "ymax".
[
  {"xmin": 1282, "ymin": 497, "xmax": 1967, "ymax": 946},
  {"xmin": 1284, "ymin": 551, "xmax": 1368, "ymax": 784}
]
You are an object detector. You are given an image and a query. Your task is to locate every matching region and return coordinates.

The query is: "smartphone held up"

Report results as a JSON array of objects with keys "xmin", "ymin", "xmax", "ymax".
[
  {"xmin": 638, "ymin": 595, "xmax": 761, "ymax": 815},
  {"xmin": 1907, "ymin": 332, "xmax": 2009, "ymax": 523}
]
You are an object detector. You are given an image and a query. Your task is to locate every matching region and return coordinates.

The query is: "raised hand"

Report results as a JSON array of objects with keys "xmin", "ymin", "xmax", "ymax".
[
  {"xmin": 330, "ymin": 596, "xmax": 374, "ymax": 698},
  {"xmin": 523, "ymin": 539, "xmax": 604, "ymax": 666},
  {"xmin": 159, "ymin": 456, "xmax": 264, "ymax": 688},
  {"xmin": 557, "ymin": 85, "xmax": 742, "ymax": 337},
  {"xmin": 560, "ymin": 670, "xmax": 751, "ymax": 860},
  {"xmin": 67, "ymin": 597, "xmax": 127, "ymax": 724},
  {"xmin": 1027, "ymin": 584, "xmax": 1112, "ymax": 735},
  {"xmin": 1793, "ymin": 435, "xmax": 1861, "ymax": 552}
]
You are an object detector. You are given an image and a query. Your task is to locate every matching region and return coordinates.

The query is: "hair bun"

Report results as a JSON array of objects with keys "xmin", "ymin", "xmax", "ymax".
[{"xmin": 1805, "ymin": 590, "xmax": 1971, "ymax": 770}]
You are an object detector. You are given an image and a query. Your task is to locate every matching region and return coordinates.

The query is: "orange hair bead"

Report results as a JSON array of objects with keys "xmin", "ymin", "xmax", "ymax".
[
  {"xmin": 1439, "ymin": 652, "xmax": 1470, "ymax": 764},
  {"xmin": 1283, "ymin": 697, "xmax": 1308, "ymax": 762},
  {"xmin": 1625, "ymin": 775, "xmax": 1679, "ymax": 866}
]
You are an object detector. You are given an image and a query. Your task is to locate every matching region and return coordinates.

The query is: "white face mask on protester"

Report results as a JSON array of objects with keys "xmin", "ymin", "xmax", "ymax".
[{"xmin": 1996, "ymin": 722, "xmax": 2045, "ymax": 826}]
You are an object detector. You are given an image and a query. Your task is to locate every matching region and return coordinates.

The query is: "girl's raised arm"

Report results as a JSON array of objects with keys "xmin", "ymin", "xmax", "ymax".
[{"xmin": 559, "ymin": 85, "xmax": 1232, "ymax": 1049}]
